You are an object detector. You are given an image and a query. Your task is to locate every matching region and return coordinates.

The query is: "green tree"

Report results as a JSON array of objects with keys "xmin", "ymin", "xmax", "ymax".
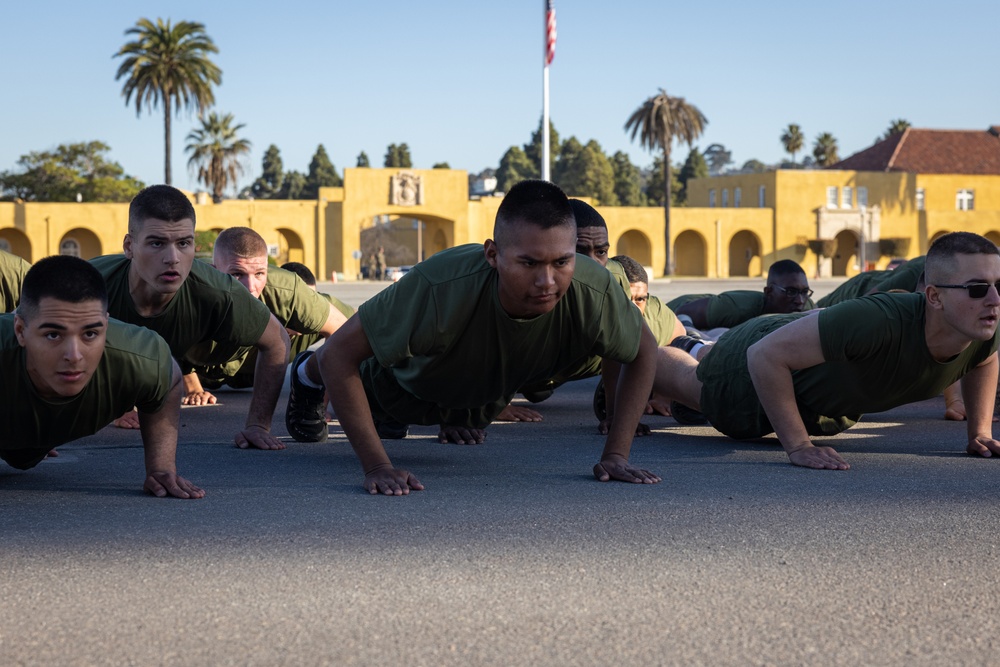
[
  {"xmin": 741, "ymin": 159, "xmax": 769, "ymax": 173},
  {"xmin": 250, "ymin": 144, "xmax": 284, "ymax": 199},
  {"xmin": 432, "ymin": 162, "xmax": 450, "ymax": 169},
  {"xmin": 644, "ymin": 156, "xmax": 683, "ymax": 207},
  {"xmin": 185, "ymin": 112, "xmax": 251, "ymax": 203},
  {"xmin": 624, "ymin": 88, "xmax": 707, "ymax": 274},
  {"xmin": 676, "ymin": 148, "xmax": 709, "ymax": 205},
  {"xmin": 553, "ymin": 138, "xmax": 618, "ymax": 205},
  {"xmin": 780, "ymin": 123, "xmax": 804, "ymax": 164},
  {"xmin": 496, "ymin": 146, "xmax": 537, "ymax": 193},
  {"xmin": 302, "ymin": 144, "xmax": 342, "ymax": 199},
  {"xmin": 0, "ymin": 141, "xmax": 144, "ymax": 202},
  {"xmin": 114, "ymin": 18, "xmax": 221, "ymax": 185},
  {"xmin": 356, "ymin": 151, "xmax": 370, "ymax": 167},
  {"xmin": 883, "ymin": 118, "xmax": 911, "ymax": 139},
  {"xmin": 524, "ymin": 119, "xmax": 561, "ymax": 179},
  {"xmin": 812, "ymin": 132, "xmax": 840, "ymax": 167},
  {"xmin": 610, "ymin": 151, "xmax": 646, "ymax": 206},
  {"xmin": 703, "ymin": 143, "xmax": 732, "ymax": 176},
  {"xmin": 278, "ymin": 170, "xmax": 306, "ymax": 199},
  {"xmin": 384, "ymin": 143, "xmax": 412, "ymax": 168}
]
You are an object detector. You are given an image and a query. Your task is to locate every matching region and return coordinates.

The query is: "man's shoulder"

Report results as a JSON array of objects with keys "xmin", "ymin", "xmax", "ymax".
[
  {"xmin": 571, "ymin": 255, "xmax": 614, "ymax": 292},
  {"xmin": 411, "ymin": 244, "xmax": 492, "ymax": 286},
  {"xmin": 104, "ymin": 318, "xmax": 171, "ymax": 361},
  {"xmin": 0, "ymin": 250, "xmax": 29, "ymax": 274},
  {"xmin": 90, "ymin": 254, "xmax": 129, "ymax": 276}
]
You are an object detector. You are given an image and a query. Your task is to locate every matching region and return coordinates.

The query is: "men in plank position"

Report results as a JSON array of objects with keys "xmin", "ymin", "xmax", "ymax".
[
  {"xmin": 286, "ymin": 180, "xmax": 660, "ymax": 494},
  {"xmin": 654, "ymin": 232, "xmax": 1000, "ymax": 469},
  {"xmin": 0, "ymin": 256, "xmax": 203, "ymax": 498},
  {"xmin": 279, "ymin": 261, "xmax": 356, "ymax": 360},
  {"xmin": 667, "ymin": 259, "xmax": 815, "ymax": 331},
  {"xmin": 91, "ymin": 185, "xmax": 290, "ymax": 450},
  {"xmin": 181, "ymin": 227, "xmax": 348, "ymax": 401}
]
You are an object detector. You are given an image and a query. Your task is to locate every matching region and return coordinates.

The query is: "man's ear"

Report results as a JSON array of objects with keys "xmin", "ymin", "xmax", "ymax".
[
  {"xmin": 123, "ymin": 233, "xmax": 133, "ymax": 259},
  {"xmin": 13, "ymin": 313, "xmax": 26, "ymax": 347},
  {"xmin": 924, "ymin": 284, "xmax": 944, "ymax": 310},
  {"xmin": 484, "ymin": 239, "xmax": 499, "ymax": 268}
]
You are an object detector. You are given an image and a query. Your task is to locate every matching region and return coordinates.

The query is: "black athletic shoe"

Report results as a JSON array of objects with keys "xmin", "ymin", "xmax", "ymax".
[
  {"xmin": 521, "ymin": 389, "xmax": 555, "ymax": 403},
  {"xmin": 593, "ymin": 378, "xmax": 607, "ymax": 421},
  {"xmin": 375, "ymin": 418, "xmax": 409, "ymax": 439},
  {"xmin": 285, "ymin": 351, "xmax": 328, "ymax": 443},
  {"xmin": 670, "ymin": 400, "xmax": 709, "ymax": 425}
]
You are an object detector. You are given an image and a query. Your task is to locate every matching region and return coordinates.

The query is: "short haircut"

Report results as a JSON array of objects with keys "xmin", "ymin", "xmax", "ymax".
[
  {"xmin": 493, "ymin": 180, "xmax": 574, "ymax": 248},
  {"xmin": 926, "ymin": 232, "xmax": 1000, "ymax": 283},
  {"xmin": 767, "ymin": 259, "xmax": 806, "ymax": 280},
  {"xmin": 214, "ymin": 227, "xmax": 268, "ymax": 259},
  {"xmin": 612, "ymin": 254, "xmax": 648, "ymax": 285},
  {"xmin": 280, "ymin": 262, "xmax": 316, "ymax": 286},
  {"xmin": 128, "ymin": 185, "xmax": 196, "ymax": 234},
  {"xmin": 570, "ymin": 199, "xmax": 607, "ymax": 230},
  {"xmin": 18, "ymin": 255, "xmax": 108, "ymax": 321}
]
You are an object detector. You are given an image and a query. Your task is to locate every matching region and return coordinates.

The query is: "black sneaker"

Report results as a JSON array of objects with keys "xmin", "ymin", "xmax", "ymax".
[
  {"xmin": 285, "ymin": 351, "xmax": 328, "ymax": 443},
  {"xmin": 375, "ymin": 418, "xmax": 409, "ymax": 439},
  {"xmin": 670, "ymin": 400, "xmax": 708, "ymax": 425},
  {"xmin": 593, "ymin": 378, "xmax": 607, "ymax": 421}
]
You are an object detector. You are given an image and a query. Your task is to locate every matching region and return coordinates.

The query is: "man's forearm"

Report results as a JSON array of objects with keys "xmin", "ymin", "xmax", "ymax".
[
  {"xmin": 962, "ymin": 353, "xmax": 999, "ymax": 438},
  {"xmin": 746, "ymin": 344, "xmax": 812, "ymax": 452},
  {"xmin": 601, "ymin": 332, "xmax": 655, "ymax": 460},
  {"xmin": 139, "ymin": 374, "xmax": 182, "ymax": 474},
  {"xmin": 247, "ymin": 339, "xmax": 288, "ymax": 429}
]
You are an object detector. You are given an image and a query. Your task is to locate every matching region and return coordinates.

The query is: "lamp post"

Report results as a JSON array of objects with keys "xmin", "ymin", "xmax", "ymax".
[{"xmin": 859, "ymin": 205, "xmax": 867, "ymax": 272}]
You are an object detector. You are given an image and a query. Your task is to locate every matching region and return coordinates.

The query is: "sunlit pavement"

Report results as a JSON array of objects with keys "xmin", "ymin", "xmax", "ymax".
[{"xmin": 3, "ymin": 277, "xmax": 999, "ymax": 666}]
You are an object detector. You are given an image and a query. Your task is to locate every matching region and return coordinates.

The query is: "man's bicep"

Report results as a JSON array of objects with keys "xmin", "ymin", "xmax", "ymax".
[{"xmin": 751, "ymin": 314, "xmax": 826, "ymax": 371}]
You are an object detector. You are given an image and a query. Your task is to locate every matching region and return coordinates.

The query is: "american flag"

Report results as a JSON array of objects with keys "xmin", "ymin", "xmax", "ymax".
[{"xmin": 545, "ymin": 0, "xmax": 557, "ymax": 67}]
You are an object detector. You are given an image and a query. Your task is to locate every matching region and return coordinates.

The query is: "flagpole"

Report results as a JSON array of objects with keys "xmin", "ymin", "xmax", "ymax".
[{"xmin": 542, "ymin": 0, "xmax": 555, "ymax": 182}]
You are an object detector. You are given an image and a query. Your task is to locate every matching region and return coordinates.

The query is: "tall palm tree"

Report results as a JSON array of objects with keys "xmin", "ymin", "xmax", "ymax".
[
  {"xmin": 624, "ymin": 89, "xmax": 707, "ymax": 275},
  {"xmin": 812, "ymin": 133, "xmax": 840, "ymax": 167},
  {"xmin": 114, "ymin": 18, "xmax": 222, "ymax": 185},
  {"xmin": 780, "ymin": 123, "xmax": 804, "ymax": 164},
  {"xmin": 185, "ymin": 112, "xmax": 251, "ymax": 202}
]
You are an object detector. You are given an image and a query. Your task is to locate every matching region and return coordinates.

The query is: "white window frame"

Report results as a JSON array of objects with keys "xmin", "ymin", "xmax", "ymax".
[
  {"xmin": 826, "ymin": 186, "xmax": 838, "ymax": 209},
  {"xmin": 857, "ymin": 187, "xmax": 868, "ymax": 208},
  {"xmin": 709, "ymin": 189, "xmax": 716, "ymax": 207},
  {"xmin": 916, "ymin": 188, "xmax": 925, "ymax": 211},
  {"xmin": 957, "ymin": 189, "xmax": 975, "ymax": 211},
  {"xmin": 722, "ymin": 189, "xmax": 729, "ymax": 207},
  {"xmin": 842, "ymin": 186, "xmax": 853, "ymax": 209},
  {"xmin": 758, "ymin": 185, "xmax": 766, "ymax": 207},
  {"xmin": 734, "ymin": 187, "xmax": 742, "ymax": 207}
]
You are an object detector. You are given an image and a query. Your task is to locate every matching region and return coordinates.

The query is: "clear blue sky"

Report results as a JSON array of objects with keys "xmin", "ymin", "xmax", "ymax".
[{"xmin": 4, "ymin": 0, "xmax": 998, "ymax": 195}]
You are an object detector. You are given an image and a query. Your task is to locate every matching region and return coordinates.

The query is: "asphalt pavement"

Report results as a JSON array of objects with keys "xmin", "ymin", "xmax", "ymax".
[{"xmin": 3, "ymin": 276, "xmax": 1000, "ymax": 666}]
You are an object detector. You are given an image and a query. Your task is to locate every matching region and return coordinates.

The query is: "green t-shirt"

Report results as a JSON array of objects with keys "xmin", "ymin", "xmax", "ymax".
[
  {"xmin": 817, "ymin": 271, "xmax": 891, "ymax": 308},
  {"xmin": 0, "ymin": 315, "xmax": 174, "ymax": 469},
  {"xmin": 871, "ymin": 256, "xmax": 926, "ymax": 293},
  {"xmin": 644, "ymin": 295, "xmax": 678, "ymax": 347},
  {"xmin": 91, "ymin": 254, "xmax": 272, "ymax": 365},
  {"xmin": 288, "ymin": 292, "xmax": 356, "ymax": 362},
  {"xmin": 0, "ymin": 250, "xmax": 29, "ymax": 313},
  {"xmin": 357, "ymin": 244, "xmax": 644, "ymax": 428},
  {"xmin": 666, "ymin": 293, "xmax": 711, "ymax": 313},
  {"xmin": 698, "ymin": 293, "xmax": 999, "ymax": 439},
  {"xmin": 187, "ymin": 266, "xmax": 335, "ymax": 384},
  {"xmin": 671, "ymin": 290, "xmax": 816, "ymax": 329}
]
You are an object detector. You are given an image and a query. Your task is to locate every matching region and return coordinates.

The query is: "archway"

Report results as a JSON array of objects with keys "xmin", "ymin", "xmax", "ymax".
[
  {"xmin": 0, "ymin": 228, "xmax": 31, "ymax": 261},
  {"xmin": 728, "ymin": 230, "xmax": 762, "ymax": 277},
  {"xmin": 59, "ymin": 228, "xmax": 102, "ymax": 260},
  {"xmin": 831, "ymin": 229, "xmax": 859, "ymax": 277},
  {"xmin": 929, "ymin": 230, "xmax": 950, "ymax": 246},
  {"xmin": 276, "ymin": 228, "xmax": 305, "ymax": 265},
  {"xmin": 615, "ymin": 230, "xmax": 652, "ymax": 267},
  {"xmin": 986, "ymin": 231, "xmax": 1000, "ymax": 247},
  {"xmin": 359, "ymin": 214, "xmax": 454, "ymax": 272},
  {"xmin": 431, "ymin": 229, "xmax": 448, "ymax": 256},
  {"xmin": 674, "ymin": 230, "xmax": 707, "ymax": 276}
]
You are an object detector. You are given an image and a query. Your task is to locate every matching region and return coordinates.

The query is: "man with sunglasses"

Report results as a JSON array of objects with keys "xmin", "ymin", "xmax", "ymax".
[
  {"xmin": 653, "ymin": 231, "xmax": 1000, "ymax": 470},
  {"xmin": 667, "ymin": 260, "xmax": 815, "ymax": 332}
]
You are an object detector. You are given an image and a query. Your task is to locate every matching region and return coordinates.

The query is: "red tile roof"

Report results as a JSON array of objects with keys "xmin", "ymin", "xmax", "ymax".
[{"xmin": 830, "ymin": 127, "xmax": 1000, "ymax": 174}]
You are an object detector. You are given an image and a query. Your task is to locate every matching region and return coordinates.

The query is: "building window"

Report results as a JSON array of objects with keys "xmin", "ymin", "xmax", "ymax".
[
  {"xmin": 709, "ymin": 189, "xmax": 716, "ymax": 207},
  {"xmin": 957, "ymin": 189, "xmax": 975, "ymax": 211},
  {"xmin": 722, "ymin": 189, "xmax": 729, "ymax": 207},
  {"xmin": 842, "ymin": 186, "xmax": 853, "ymax": 209},
  {"xmin": 0, "ymin": 239, "xmax": 9, "ymax": 253},
  {"xmin": 758, "ymin": 185, "xmax": 766, "ymax": 207},
  {"xmin": 826, "ymin": 187, "xmax": 838, "ymax": 209},
  {"xmin": 857, "ymin": 187, "xmax": 868, "ymax": 208},
  {"xmin": 734, "ymin": 187, "xmax": 742, "ymax": 207},
  {"xmin": 60, "ymin": 239, "xmax": 81, "ymax": 257},
  {"xmin": 916, "ymin": 188, "xmax": 925, "ymax": 211}
]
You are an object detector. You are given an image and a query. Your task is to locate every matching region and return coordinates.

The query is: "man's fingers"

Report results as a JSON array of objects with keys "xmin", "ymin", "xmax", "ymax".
[{"xmin": 592, "ymin": 462, "xmax": 611, "ymax": 482}]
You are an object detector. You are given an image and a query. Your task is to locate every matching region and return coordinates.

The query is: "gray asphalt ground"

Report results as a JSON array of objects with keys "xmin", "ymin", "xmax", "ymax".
[{"xmin": 4, "ymin": 276, "xmax": 1000, "ymax": 666}]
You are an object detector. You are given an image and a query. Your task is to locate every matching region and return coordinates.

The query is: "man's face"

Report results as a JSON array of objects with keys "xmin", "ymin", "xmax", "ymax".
[
  {"xmin": 215, "ymin": 250, "xmax": 268, "ymax": 298},
  {"xmin": 763, "ymin": 272, "xmax": 811, "ymax": 313},
  {"xmin": 576, "ymin": 226, "xmax": 610, "ymax": 267},
  {"xmin": 929, "ymin": 253, "xmax": 1000, "ymax": 342},
  {"xmin": 485, "ymin": 223, "xmax": 577, "ymax": 319},
  {"xmin": 629, "ymin": 281, "xmax": 649, "ymax": 315},
  {"xmin": 123, "ymin": 218, "xmax": 196, "ymax": 299},
  {"xmin": 15, "ymin": 298, "xmax": 107, "ymax": 400}
]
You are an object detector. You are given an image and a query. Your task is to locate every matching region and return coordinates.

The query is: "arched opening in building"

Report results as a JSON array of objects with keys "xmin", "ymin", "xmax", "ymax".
[
  {"xmin": 615, "ymin": 230, "xmax": 652, "ymax": 268},
  {"xmin": 0, "ymin": 229, "xmax": 31, "ymax": 261},
  {"xmin": 728, "ymin": 230, "xmax": 762, "ymax": 277},
  {"xmin": 59, "ymin": 228, "xmax": 102, "ymax": 260},
  {"xmin": 359, "ymin": 214, "xmax": 454, "ymax": 279},
  {"xmin": 674, "ymin": 230, "xmax": 707, "ymax": 276},
  {"xmin": 831, "ymin": 229, "xmax": 859, "ymax": 277},
  {"xmin": 929, "ymin": 230, "xmax": 951, "ymax": 247},
  {"xmin": 276, "ymin": 228, "xmax": 305, "ymax": 266}
]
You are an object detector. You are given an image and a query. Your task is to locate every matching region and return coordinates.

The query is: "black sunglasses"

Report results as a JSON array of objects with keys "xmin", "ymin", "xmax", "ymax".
[
  {"xmin": 770, "ymin": 285, "xmax": 814, "ymax": 299},
  {"xmin": 933, "ymin": 281, "xmax": 1000, "ymax": 299}
]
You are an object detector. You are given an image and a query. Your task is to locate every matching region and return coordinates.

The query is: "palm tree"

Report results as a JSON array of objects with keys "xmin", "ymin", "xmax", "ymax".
[
  {"xmin": 780, "ymin": 124, "xmax": 804, "ymax": 164},
  {"xmin": 114, "ymin": 18, "xmax": 222, "ymax": 185},
  {"xmin": 185, "ymin": 112, "xmax": 251, "ymax": 202},
  {"xmin": 624, "ymin": 89, "xmax": 707, "ymax": 275},
  {"xmin": 883, "ymin": 118, "xmax": 911, "ymax": 140},
  {"xmin": 812, "ymin": 133, "xmax": 840, "ymax": 167}
]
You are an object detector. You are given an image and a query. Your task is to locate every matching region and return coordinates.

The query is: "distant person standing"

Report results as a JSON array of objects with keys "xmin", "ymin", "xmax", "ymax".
[{"xmin": 376, "ymin": 246, "xmax": 386, "ymax": 281}]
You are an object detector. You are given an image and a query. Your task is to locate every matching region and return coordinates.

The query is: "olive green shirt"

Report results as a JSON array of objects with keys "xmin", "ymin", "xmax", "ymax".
[{"xmin": 0, "ymin": 249, "xmax": 29, "ymax": 313}]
